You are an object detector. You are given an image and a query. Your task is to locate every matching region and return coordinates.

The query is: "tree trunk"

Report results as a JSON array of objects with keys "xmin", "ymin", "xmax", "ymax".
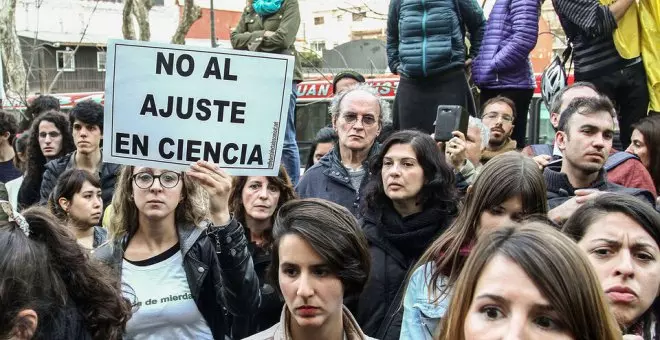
[
  {"xmin": 132, "ymin": 0, "xmax": 152, "ymax": 41},
  {"xmin": 171, "ymin": 0, "xmax": 201, "ymax": 45},
  {"xmin": 122, "ymin": 0, "xmax": 136, "ymax": 40},
  {"xmin": 0, "ymin": 0, "xmax": 29, "ymax": 103}
]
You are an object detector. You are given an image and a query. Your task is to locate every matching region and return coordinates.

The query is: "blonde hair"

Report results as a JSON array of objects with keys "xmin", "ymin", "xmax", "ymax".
[
  {"xmin": 107, "ymin": 165, "xmax": 209, "ymax": 242},
  {"xmin": 437, "ymin": 223, "xmax": 621, "ymax": 340}
]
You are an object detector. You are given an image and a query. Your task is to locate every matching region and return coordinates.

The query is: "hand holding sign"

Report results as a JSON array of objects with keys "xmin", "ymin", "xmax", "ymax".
[{"xmin": 187, "ymin": 160, "xmax": 232, "ymax": 226}]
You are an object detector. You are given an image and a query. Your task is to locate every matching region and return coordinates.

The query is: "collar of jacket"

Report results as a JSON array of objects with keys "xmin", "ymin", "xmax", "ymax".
[
  {"xmin": 319, "ymin": 143, "xmax": 381, "ymax": 183},
  {"xmin": 93, "ymin": 220, "xmax": 207, "ymax": 272},
  {"xmin": 61, "ymin": 150, "xmax": 120, "ymax": 179},
  {"xmin": 267, "ymin": 305, "xmax": 372, "ymax": 340},
  {"xmin": 543, "ymin": 161, "xmax": 609, "ymax": 197}
]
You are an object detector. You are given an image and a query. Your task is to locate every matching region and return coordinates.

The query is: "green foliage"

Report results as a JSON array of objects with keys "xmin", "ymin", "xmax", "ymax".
[{"xmin": 299, "ymin": 51, "xmax": 323, "ymax": 68}]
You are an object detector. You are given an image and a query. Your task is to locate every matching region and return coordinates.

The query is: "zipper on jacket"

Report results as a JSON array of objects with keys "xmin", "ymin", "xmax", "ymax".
[{"xmin": 421, "ymin": 0, "xmax": 428, "ymax": 77}]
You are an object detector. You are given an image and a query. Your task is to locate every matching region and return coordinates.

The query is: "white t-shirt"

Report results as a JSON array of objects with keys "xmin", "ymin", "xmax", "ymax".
[{"xmin": 122, "ymin": 244, "xmax": 213, "ymax": 340}]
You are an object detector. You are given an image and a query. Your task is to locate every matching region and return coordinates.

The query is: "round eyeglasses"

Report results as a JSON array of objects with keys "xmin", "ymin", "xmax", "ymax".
[{"xmin": 132, "ymin": 171, "xmax": 181, "ymax": 189}]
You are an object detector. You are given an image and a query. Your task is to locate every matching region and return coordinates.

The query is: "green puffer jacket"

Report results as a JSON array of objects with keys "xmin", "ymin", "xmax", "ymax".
[{"xmin": 231, "ymin": 0, "xmax": 303, "ymax": 81}]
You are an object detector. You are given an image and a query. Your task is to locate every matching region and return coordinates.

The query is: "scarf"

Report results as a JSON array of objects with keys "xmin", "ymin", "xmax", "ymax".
[
  {"xmin": 480, "ymin": 138, "xmax": 517, "ymax": 164},
  {"xmin": 379, "ymin": 206, "xmax": 452, "ymax": 259},
  {"xmin": 252, "ymin": 0, "xmax": 283, "ymax": 16}
]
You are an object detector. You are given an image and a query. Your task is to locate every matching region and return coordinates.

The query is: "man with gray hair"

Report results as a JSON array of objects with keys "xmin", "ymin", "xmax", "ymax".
[
  {"xmin": 296, "ymin": 84, "xmax": 390, "ymax": 216},
  {"xmin": 444, "ymin": 116, "xmax": 489, "ymax": 187}
]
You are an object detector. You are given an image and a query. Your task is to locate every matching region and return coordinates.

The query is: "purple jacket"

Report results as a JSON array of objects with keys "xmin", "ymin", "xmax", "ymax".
[{"xmin": 472, "ymin": 0, "xmax": 540, "ymax": 89}]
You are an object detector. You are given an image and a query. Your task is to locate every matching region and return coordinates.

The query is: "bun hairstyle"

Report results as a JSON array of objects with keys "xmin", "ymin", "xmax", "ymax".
[{"xmin": 0, "ymin": 206, "xmax": 130, "ymax": 339}]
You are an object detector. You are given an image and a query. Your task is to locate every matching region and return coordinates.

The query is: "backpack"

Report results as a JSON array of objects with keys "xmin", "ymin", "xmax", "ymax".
[{"xmin": 604, "ymin": 151, "xmax": 639, "ymax": 171}]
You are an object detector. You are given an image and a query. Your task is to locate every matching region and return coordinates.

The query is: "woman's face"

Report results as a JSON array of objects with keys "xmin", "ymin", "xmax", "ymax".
[
  {"xmin": 314, "ymin": 142, "xmax": 334, "ymax": 165},
  {"xmin": 38, "ymin": 120, "xmax": 63, "ymax": 158},
  {"xmin": 625, "ymin": 129, "xmax": 649, "ymax": 168},
  {"xmin": 381, "ymin": 143, "xmax": 425, "ymax": 205},
  {"xmin": 577, "ymin": 212, "xmax": 660, "ymax": 327},
  {"xmin": 464, "ymin": 255, "xmax": 573, "ymax": 340},
  {"xmin": 478, "ymin": 196, "xmax": 524, "ymax": 234},
  {"xmin": 241, "ymin": 176, "xmax": 280, "ymax": 222},
  {"xmin": 132, "ymin": 167, "xmax": 183, "ymax": 221},
  {"xmin": 62, "ymin": 180, "xmax": 102, "ymax": 228},
  {"xmin": 278, "ymin": 234, "xmax": 344, "ymax": 330}
]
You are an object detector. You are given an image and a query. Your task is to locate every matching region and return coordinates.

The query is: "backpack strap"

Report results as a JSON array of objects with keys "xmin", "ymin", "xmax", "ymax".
[
  {"xmin": 530, "ymin": 144, "xmax": 553, "ymax": 157},
  {"xmin": 605, "ymin": 152, "xmax": 638, "ymax": 171}
]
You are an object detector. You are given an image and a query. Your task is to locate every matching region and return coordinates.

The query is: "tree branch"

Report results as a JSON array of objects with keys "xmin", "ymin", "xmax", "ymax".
[
  {"xmin": 47, "ymin": 0, "xmax": 101, "ymax": 93},
  {"xmin": 0, "ymin": 0, "xmax": 29, "ymax": 105},
  {"xmin": 171, "ymin": 0, "xmax": 202, "ymax": 45},
  {"xmin": 132, "ymin": 0, "xmax": 152, "ymax": 41}
]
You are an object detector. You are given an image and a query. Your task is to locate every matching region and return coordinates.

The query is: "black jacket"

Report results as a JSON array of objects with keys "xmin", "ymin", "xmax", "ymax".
[
  {"xmin": 544, "ymin": 162, "xmax": 655, "ymax": 209},
  {"xmin": 355, "ymin": 207, "xmax": 453, "ymax": 340},
  {"xmin": 92, "ymin": 219, "xmax": 260, "ymax": 339},
  {"xmin": 296, "ymin": 144, "xmax": 380, "ymax": 217},
  {"xmin": 40, "ymin": 152, "xmax": 120, "ymax": 210},
  {"xmin": 230, "ymin": 231, "xmax": 283, "ymax": 338}
]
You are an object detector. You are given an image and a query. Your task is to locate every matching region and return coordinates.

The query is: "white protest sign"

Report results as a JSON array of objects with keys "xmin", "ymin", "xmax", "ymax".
[{"xmin": 103, "ymin": 39, "xmax": 294, "ymax": 175}]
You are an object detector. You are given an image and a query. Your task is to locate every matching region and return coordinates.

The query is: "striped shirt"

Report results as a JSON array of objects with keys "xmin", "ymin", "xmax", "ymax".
[{"xmin": 552, "ymin": 0, "xmax": 627, "ymax": 80}]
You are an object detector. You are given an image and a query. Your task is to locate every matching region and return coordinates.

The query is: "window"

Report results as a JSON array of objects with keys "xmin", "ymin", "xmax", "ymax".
[
  {"xmin": 56, "ymin": 50, "xmax": 75, "ymax": 72},
  {"xmin": 97, "ymin": 51, "xmax": 107, "ymax": 71},
  {"xmin": 310, "ymin": 41, "xmax": 325, "ymax": 53},
  {"xmin": 352, "ymin": 12, "xmax": 366, "ymax": 21},
  {"xmin": 314, "ymin": 16, "xmax": 324, "ymax": 25}
]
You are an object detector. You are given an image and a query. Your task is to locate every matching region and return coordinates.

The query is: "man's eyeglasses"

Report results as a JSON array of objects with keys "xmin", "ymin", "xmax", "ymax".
[
  {"xmin": 38, "ymin": 131, "xmax": 61, "ymax": 139},
  {"xmin": 341, "ymin": 113, "xmax": 378, "ymax": 127},
  {"xmin": 132, "ymin": 171, "xmax": 181, "ymax": 189},
  {"xmin": 482, "ymin": 112, "xmax": 514, "ymax": 123}
]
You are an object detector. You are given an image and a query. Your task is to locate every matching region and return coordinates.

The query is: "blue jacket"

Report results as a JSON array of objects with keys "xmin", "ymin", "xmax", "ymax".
[
  {"xmin": 295, "ymin": 144, "xmax": 380, "ymax": 217},
  {"xmin": 401, "ymin": 263, "xmax": 451, "ymax": 340},
  {"xmin": 472, "ymin": 0, "xmax": 540, "ymax": 89},
  {"xmin": 387, "ymin": 0, "xmax": 486, "ymax": 78}
]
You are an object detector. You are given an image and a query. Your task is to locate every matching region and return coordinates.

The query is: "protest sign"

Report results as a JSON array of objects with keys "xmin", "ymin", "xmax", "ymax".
[{"xmin": 103, "ymin": 39, "xmax": 294, "ymax": 175}]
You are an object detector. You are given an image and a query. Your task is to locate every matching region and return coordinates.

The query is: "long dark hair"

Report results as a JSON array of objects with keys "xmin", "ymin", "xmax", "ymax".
[
  {"xmin": 414, "ymin": 152, "xmax": 548, "ymax": 302},
  {"xmin": 229, "ymin": 165, "xmax": 297, "ymax": 248},
  {"xmin": 18, "ymin": 111, "xmax": 75, "ymax": 209},
  {"xmin": 0, "ymin": 207, "xmax": 131, "ymax": 339},
  {"xmin": 632, "ymin": 115, "xmax": 660, "ymax": 195},
  {"xmin": 305, "ymin": 127, "xmax": 337, "ymax": 171},
  {"xmin": 363, "ymin": 129, "xmax": 457, "ymax": 213},
  {"xmin": 48, "ymin": 169, "xmax": 102, "ymax": 222}
]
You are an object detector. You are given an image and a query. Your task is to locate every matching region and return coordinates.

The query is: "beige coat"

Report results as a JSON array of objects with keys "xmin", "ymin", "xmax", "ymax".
[{"xmin": 243, "ymin": 306, "xmax": 376, "ymax": 340}]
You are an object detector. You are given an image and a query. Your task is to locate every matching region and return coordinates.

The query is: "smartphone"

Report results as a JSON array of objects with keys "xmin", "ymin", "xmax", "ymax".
[{"xmin": 434, "ymin": 105, "xmax": 469, "ymax": 142}]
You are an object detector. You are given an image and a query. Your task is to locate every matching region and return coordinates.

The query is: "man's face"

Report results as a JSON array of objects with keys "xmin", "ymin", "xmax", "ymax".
[
  {"xmin": 465, "ymin": 126, "xmax": 483, "ymax": 167},
  {"xmin": 332, "ymin": 90, "xmax": 381, "ymax": 154},
  {"xmin": 72, "ymin": 120, "xmax": 103, "ymax": 155},
  {"xmin": 481, "ymin": 102, "xmax": 515, "ymax": 148},
  {"xmin": 557, "ymin": 111, "xmax": 614, "ymax": 175},
  {"xmin": 551, "ymin": 86, "xmax": 600, "ymax": 129}
]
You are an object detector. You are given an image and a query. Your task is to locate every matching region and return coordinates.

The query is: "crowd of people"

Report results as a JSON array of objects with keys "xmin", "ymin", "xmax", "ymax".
[{"xmin": 1, "ymin": 0, "xmax": 659, "ymax": 338}]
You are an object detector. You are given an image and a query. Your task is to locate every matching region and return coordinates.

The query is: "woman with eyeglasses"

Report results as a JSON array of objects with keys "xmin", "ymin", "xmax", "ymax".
[
  {"xmin": 18, "ymin": 111, "xmax": 75, "ymax": 209},
  {"xmin": 93, "ymin": 161, "xmax": 260, "ymax": 339}
]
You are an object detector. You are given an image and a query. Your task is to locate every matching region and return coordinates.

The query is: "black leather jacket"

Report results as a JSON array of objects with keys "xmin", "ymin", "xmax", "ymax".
[{"xmin": 92, "ymin": 218, "xmax": 261, "ymax": 339}]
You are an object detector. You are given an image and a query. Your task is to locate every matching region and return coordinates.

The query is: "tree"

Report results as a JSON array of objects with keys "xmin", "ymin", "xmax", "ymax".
[
  {"xmin": 0, "ymin": 0, "xmax": 28, "ymax": 104},
  {"xmin": 171, "ymin": 0, "xmax": 202, "ymax": 44},
  {"xmin": 122, "ymin": 0, "xmax": 153, "ymax": 41}
]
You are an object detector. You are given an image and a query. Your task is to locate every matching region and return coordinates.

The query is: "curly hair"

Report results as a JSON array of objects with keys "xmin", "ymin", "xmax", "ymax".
[
  {"xmin": 229, "ymin": 165, "xmax": 297, "ymax": 248},
  {"xmin": 0, "ymin": 110, "xmax": 18, "ymax": 145},
  {"xmin": 363, "ymin": 129, "xmax": 458, "ymax": 213},
  {"xmin": 107, "ymin": 166, "xmax": 209, "ymax": 242},
  {"xmin": 0, "ymin": 207, "xmax": 131, "ymax": 339},
  {"xmin": 18, "ymin": 111, "xmax": 75, "ymax": 209}
]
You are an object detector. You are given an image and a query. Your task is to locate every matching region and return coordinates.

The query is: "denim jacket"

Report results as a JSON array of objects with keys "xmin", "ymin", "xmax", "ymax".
[{"xmin": 400, "ymin": 263, "xmax": 452, "ymax": 340}]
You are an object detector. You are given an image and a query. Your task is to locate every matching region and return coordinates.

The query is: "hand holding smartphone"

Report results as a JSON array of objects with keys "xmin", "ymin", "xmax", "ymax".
[{"xmin": 434, "ymin": 105, "xmax": 469, "ymax": 142}]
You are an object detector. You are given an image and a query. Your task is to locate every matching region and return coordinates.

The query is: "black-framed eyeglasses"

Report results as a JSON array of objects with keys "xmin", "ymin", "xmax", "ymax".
[{"xmin": 132, "ymin": 171, "xmax": 181, "ymax": 189}]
